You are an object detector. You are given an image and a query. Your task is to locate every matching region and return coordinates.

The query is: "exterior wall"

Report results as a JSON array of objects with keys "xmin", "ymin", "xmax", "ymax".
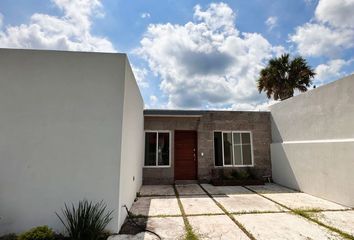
[
  {"xmin": 118, "ymin": 58, "xmax": 144, "ymax": 229},
  {"xmin": 0, "ymin": 49, "xmax": 127, "ymax": 234},
  {"xmin": 270, "ymin": 74, "xmax": 354, "ymax": 207},
  {"xmin": 143, "ymin": 112, "xmax": 271, "ymax": 184},
  {"xmin": 144, "ymin": 117, "xmax": 199, "ymax": 184}
]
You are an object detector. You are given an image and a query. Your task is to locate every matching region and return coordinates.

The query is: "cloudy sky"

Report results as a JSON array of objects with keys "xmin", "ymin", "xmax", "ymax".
[{"xmin": 0, "ymin": 0, "xmax": 353, "ymax": 110}]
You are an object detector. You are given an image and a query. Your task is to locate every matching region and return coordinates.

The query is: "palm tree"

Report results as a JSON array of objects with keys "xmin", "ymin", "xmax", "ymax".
[{"xmin": 257, "ymin": 53, "xmax": 315, "ymax": 100}]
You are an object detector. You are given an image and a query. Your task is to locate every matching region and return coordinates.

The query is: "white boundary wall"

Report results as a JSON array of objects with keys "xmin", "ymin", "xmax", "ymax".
[
  {"xmin": 118, "ymin": 57, "xmax": 144, "ymax": 229},
  {"xmin": 270, "ymin": 74, "xmax": 354, "ymax": 207},
  {"xmin": 0, "ymin": 49, "xmax": 144, "ymax": 234}
]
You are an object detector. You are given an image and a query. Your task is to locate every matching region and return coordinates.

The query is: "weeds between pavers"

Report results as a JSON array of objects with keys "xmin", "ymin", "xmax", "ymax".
[
  {"xmin": 173, "ymin": 185, "xmax": 200, "ymax": 240},
  {"xmin": 243, "ymin": 186, "xmax": 354, "ymax": 240},
  {"xmin": 291, "ymin": 208, "xmax": 354, "ymax": 240},
  {"xmin": 198, "ymin": 184, "xmax": 257, "ymax": 240}
]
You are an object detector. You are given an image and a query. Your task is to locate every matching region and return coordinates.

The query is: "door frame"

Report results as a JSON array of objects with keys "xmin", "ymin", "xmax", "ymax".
[{"xmin": 174, "ymin": 130, "xmax": 198, "ymax": 180}]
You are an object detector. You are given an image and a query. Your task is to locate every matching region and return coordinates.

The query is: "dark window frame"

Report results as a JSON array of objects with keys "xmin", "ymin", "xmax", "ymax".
[
  {"xmin": 213, "ymin": 131, "xmax": 254, "ymax": 167},
  {"xmin": 144, "ymin": 130, "xmax": 171, "ymax": 167}
]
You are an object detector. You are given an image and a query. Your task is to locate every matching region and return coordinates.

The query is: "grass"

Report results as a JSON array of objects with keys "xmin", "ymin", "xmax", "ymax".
[
  {"xmin": 232, "ymin": 210, "xmax": 286, "ymax": 215},
  {"xmin": 291, "ymin": 208, "xmax": 354, "ymax": 240},
  {"xmin": 198, "ymin": 184, "xmax": 257, "ymax": 240},
  {"xmin": 173, "ymin": 185, "xmax": 200, "ymax": 240},
  {"xmin": 243, "ymin": 186, "xmax": 354, "ymax": 240}
]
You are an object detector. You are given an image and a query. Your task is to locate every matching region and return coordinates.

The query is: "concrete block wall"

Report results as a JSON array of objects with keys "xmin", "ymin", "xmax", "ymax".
[
  {"xmin": 143, "ymin": 111, "xmax": 272, "ymax": 184},
  {"xmin": 270, "ymin": 74, "xmax": 354, "ymax": 207},
  {"xmin": 198, "ymin": 112, "xmax": 272, "ymax": 182},
  {"xmin": 143, "ymin": 117, "xmax": 199, "ymax": 184}
]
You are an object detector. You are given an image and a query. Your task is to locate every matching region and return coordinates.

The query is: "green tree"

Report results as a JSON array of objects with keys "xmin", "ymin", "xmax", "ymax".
[{"xmin": 257, "ymin": 53, "xmax": 315, "ymax": 100}]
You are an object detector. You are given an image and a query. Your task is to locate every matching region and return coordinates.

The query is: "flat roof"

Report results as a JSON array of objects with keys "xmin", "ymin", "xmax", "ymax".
[{"xmin": 144, "ymin": 109, "xmax": 269, "ymax": 117}]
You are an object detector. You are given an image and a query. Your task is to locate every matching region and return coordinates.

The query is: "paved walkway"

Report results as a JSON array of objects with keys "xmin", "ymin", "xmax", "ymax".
[{"xmin": 112, "ymin": 183, "xmax": 354, "ymax": 240}]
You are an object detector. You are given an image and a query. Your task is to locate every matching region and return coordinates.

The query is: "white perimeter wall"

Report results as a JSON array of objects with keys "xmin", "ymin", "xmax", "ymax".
[
  {"xmin": 270, "ymin": 74, "xmax": 354, "ymax": 207},
  {"xmin": 117, "ymin": 58, "xmax": 144, "ymax": 229},
  {"xmin": 0, "ymin": 49, "xmax": 137, "ymax": 234}
]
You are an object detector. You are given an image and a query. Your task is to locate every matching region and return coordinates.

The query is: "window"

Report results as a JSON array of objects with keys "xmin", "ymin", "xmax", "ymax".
[
  {"xmin": 214, "ymin": 131, "xmax": 253, "ymax": 167},
  {"xmin": 144, "ymin": 131, "xmax": 170, "ymax": 167}
]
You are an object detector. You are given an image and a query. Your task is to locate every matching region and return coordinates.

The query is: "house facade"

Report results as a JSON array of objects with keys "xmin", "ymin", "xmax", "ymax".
[{"xmin": 143, "ymin": 110, "xmax": 272, "ymax": 184}]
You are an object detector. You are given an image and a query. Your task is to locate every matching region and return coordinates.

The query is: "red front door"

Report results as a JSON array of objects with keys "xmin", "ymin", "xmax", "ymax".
[{"xmin": 174, "ymin": 130, "xmax": 197, "ymax": 180}]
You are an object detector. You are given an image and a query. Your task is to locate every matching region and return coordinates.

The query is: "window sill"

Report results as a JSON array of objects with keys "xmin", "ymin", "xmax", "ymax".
[
  {"xmin": 143, "ymin": 166, "xmax": 171, "ymax": 168},
  {"xmin": 214, "ymin": 165, "xmax": 254, "ymax": 168}
]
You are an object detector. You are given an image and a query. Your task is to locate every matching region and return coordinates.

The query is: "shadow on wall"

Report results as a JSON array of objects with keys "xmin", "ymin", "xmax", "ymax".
[
  {"xmin": 270, "ymin": 142, "xmax": 300, "ymax": 191},
  {"xmin": 270, "ymin": 114, "xmax": 283, "ymax": 143},
  {"xmin": 270, "ymin": 113, "xmax": 300, "ymax": 190}
]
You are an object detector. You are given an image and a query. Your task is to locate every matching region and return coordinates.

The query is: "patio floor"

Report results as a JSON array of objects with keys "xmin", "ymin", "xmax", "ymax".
[{"xmin": 111, "ymin": 183, "xmax": 354, "ymax": 240}]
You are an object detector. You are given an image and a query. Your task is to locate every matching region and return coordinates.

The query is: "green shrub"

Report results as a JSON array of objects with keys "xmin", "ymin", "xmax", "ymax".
[
  {"xmin": 0, "ymin": 233, "xmax": 17, "ymax": 240},
  {"xmin": 230, "ymin": 170, "xmax": 239, "ymax": 179},
  {"xmin": 18, "ymin": 226, "xmax": 54, "ymax": 240},
  {"xmin": 230, "ymin": 169, "xmax": 251, "ymax": 180},
  {"xmin": 56, "ymin": 200, "xmax": 113, "ymax": 240},
  {"xmin": 238, "ymin": 169, "xmax": 250, "ymax": 179}
]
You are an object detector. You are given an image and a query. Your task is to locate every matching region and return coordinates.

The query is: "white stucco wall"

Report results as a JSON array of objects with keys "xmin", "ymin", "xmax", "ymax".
[
  {"xmin": 270, "ymin": 74, "xmax": 354, "ymax": 207},
  {"xmin": 0, "ymin": 49, "xmax": 143, "ymax": 234},
  {"xmin": 117, "ymin": 58, "xmax": 144, "ymax": 229}
]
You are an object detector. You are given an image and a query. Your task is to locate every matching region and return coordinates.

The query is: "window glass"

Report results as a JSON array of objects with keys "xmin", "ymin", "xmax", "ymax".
[
  {"xmin": 233, "ymin": 132, "xmax": 241, "ymax": 144},
  {"xmin": 223, "ymin": 132, "xmax": 233, "ymax": 165},
  {"xmin": 242, "ymin": 145, "xmax": 252, "ymax": 165},
  {"xmin": 241, "ymin": 133, "xmax": 251, "ymax": 144},
  {"xmin": 214, "ymin": 132, "xmax": 223, "ymax": 166},
  {"xmin": 158, "ymin": 132, "xmax": 169, "ymax": 166},
  {"xmin": 233, "ymin": 145, "xmax": 242, "ymax": 165},
  {"xmin": 145, "ymin": 132, "xmax": 157, "ymax": 166}
]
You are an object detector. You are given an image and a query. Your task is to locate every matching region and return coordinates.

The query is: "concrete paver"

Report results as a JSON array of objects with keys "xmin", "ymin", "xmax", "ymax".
[
  {"xmin": 234, "ymin": 212, "xmax": 343, "ymax": 240},
  {"xmin": 139, "ymin": 185, "xmax": 175, "ymax": 196},
  {"xmin": 111, "ymin": 217, "xmax": 185, "ymax": 240},
  {"xmin": 179, "ymin": 195, "xmax": 224, "ymax": 215},
  {"xmin": 248, "ymin": 184, "xmax": 348, "ymax": 210},
  {"xmin": 247, "ymin": 183, "xmax": 296, "ymax": 194},
  {"xmin": 108, "ymin": 232, "xmax": 158, "ymax": 240},
  {"xmin": 314, "ymin": 210, "xmax": 354, "ymax": 236},
  {"xmin": 146, "ymin": 217, "xmax": 185, "ymax": 240},
  {"xmin": 201, "ymin": 184, "xmax": 253, "ymax": 196},
  {"xmin": 176, "ymin": 184, "xmax": 206, "ymax": 195},
  {"xmin": 262, "ymin": 192, "xmax": 349, "ymax": 210},
  {"xmin": 188, "ymin": 215, "xmax": 250, "ymax": 240},
  {"xmin": 123, "ymin": 184, "xmax": 353, "ymax": 240},
  {"xmin": 214, "ymin": 194, "xmax": 285, "ymax": 213},
  {"xmin": 130, "ymin": 196, "xmax": 181, "ymax": 216}
]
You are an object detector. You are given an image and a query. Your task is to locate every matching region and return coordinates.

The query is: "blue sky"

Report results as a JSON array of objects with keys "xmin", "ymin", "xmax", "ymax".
[{"xmin": 0, "ymin": 0, "xmax": 353, "ymax": 110}]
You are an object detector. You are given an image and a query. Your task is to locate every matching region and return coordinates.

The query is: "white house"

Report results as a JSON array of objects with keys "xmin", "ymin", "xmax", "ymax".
[
  {"xmin": 0, "ymin": 49, "xmax": 144, "ymax": 234},
  {"xmin": 0, "ymin": 48, "xmax": 353, "ymax": 236}
]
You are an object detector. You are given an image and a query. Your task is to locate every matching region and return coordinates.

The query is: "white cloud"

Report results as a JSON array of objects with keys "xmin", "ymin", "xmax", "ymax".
[
  {"xmin": 136, "ymin": 2, "xmax": 283, "ymax": 109},
  {"xmin": 315, "ymin": 0, "xmax": 354, "ymax": 28},
  {"xmin": 231, "ymin": 100, "xmax": 277, "ymax": 111},
  {"xmin": 132, "ymin": 66, "xmax": 149, "ymax": 88},
  {"xmin": 265, "ymin": 16, "xmax": 278, "ymax": 30},
  {"xmin": 290, "ymin": 0, "xmax": 354, "ymax": 57},
  {"xmin": 290, "ymin": 23, "xmax": 354, "ymax": 57},
  {"xmin": 315, "ymin": 58, "xmax": 352, "ymax": 85},
  {"xmin": 141, "ymin": 12, "xmax": 151, "ymax": 19},
  {"xmin": 150, "ymin": 95, "xmax": 158, "ymax": 106},
  {"xmin": 0, "ymin": 0, "xmax": 115, "ymax": 52}
]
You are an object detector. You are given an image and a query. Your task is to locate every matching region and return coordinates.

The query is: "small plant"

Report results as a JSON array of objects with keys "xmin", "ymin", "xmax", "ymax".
[
  {"xmin": 230, "ymin": 169, "xmax": 250, "ymax": 180},
  {"xmin": 0, "ymin": 233, "xmax": 17, "ymax": 240},
  {"xmin": 238, "ymin": 170, "xmax": 250, "ymax": 179},
  {"xmin": 56, "ymin": 200, "xmax": 113, "ymax": 240},
  {"xmin": 18, "ymin": 226, "xmax": 54, "ymax": 240}
]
